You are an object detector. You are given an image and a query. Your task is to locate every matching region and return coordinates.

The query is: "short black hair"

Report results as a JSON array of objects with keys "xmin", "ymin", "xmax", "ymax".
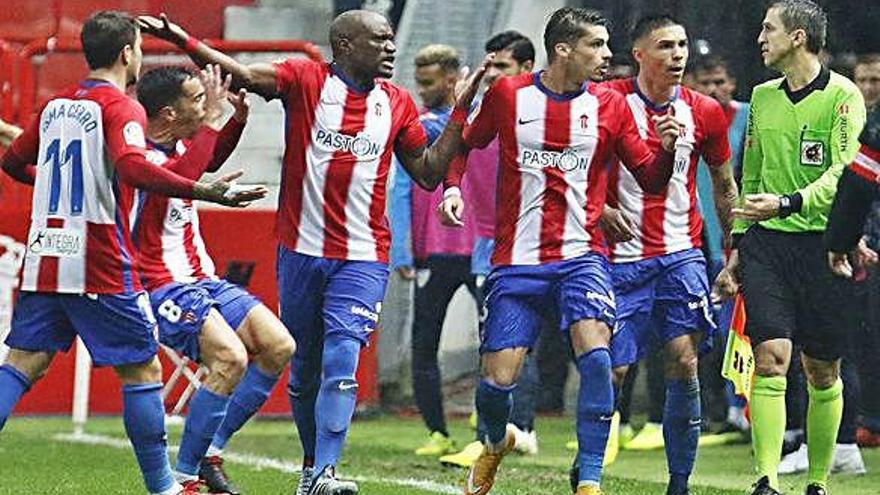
[
  {"xmin": 694, "ymin": 55, "xmax": 730, "ymax": 74},
  {"xmin": 543, "ymin": 7, "xmax": 608, "ymax": 63},
  {"xmin": 485, "ymin": 30, "xmax": 535, "ymax": 65},
  {"xmin": 630, "ymin": 14, "xmax": 682, "ymax": 43},
  {"xmin": 81, "ymin": 11, "xmax": 139, "ymax": 70},
  {"xmin": 137, "ymin": 66, "xmax": 195, "ymax": 118},
  {"xmin": 770, "ymin": 0, "xmax": 828, "ymax": 54}
]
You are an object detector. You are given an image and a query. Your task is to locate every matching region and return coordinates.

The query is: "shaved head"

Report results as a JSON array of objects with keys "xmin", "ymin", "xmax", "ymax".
[
  {"xmin": 328, "ymin": 9, "xmax": 397, "ymax": 81},
  {"xmin": 329, "ymin": 10, "xmax": 387, "ymax": 56}
]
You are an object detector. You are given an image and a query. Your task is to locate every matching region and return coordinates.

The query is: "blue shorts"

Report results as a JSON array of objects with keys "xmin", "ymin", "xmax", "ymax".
[
  {"xmin": 276, "ymin": 247, "xmax": 389, "ymax": 351},
  {"xmin": 480, "ymin": 253, "xmax": 615, "ymax": 354},
  {"xmin": 610, "ymin": 249, "xmax": 715, "ymax": 368},
  {"xmin": 6, "ymin": 291, "xmax": 158, "ymax": 367},
  {"xmin": 471, "ymin": 237, "xmax": 495, "ymax": 276},
  {"xmin": 150, "ymin": 278, "xmax": 261, "ymax": 361}
]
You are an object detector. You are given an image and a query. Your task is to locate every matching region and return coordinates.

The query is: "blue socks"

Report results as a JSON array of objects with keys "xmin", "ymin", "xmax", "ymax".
[
  {"xmin": 176, "ymin": 387, "xmax": 230, "ymax": 476},
  {"xmin": 289, "ymin": 355, "xmax": 321, "ymax": 465},
  {"xmin": 664, "ymin": 378, "xmax": 701, "ymax": 494},
  {"xmin": 476, "ymin": 379, "xmax": 515, "ymax": 447},
  {"xmin": 211, "ymin": 364, "xmax": 278, "ymax": 452},
  {"xmin": 122, "ymin": 382, "xmax": 176, "ymax": 494},
  {"xmin": 576, "ymin": 348, "xmax": 614, "ymax": 485},
  {"xmin": 0, "ymin": 365, "xmax": 30, "ymax": 431},
  {"xmin": 313, "ymin": 336, "xmax": 361, "ymax": 473}
]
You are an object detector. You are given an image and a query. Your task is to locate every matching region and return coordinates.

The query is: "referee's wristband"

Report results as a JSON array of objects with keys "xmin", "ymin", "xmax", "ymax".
[{"xmin": 777, "ymin": 192, "xmax": 803, "ymax": 218}]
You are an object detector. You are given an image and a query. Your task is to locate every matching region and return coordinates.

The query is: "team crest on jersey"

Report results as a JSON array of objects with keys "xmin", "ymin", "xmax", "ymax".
[
  {"xmin": 579, "ymin": 113, "xmax": 589, "ymax": 130},
  {"xmin": 168, "ymin": 203, "xmax": 194, "ymax": 226},
  {"xmin": 374, "ymin": 102, "xmax": 383, "ymax": 117},
  {"xmin": 801, "ymin": 139, "xmax": 825, "ymax": 166}
]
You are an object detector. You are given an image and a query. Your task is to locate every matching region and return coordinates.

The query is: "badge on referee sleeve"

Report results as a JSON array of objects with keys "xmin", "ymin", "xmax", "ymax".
[{"xmin": 722, "ymin": 295, "xmax": 755, "ymax": 401}]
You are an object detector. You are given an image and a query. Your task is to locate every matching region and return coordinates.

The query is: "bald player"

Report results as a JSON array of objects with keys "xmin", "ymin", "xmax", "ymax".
[{"xmin": 139, "ymin": 10, "xmax": 488, "ymax": 495}]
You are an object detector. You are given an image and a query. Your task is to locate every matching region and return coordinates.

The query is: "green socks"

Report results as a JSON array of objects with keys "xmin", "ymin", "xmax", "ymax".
[
  {"xmin": 807, "ymin": 379, "xmax": 844, "ymax": 488},
  {"xmin": 751, "ymin": 375, "xmax": 787, "ymax": 490}
]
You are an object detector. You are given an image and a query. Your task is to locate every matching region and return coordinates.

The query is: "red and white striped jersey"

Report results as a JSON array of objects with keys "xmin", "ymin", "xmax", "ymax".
[
  {"xmin": 133, "ymin": 143, "xmax": 214, "ymax": 291},
  {"xmin": 604, "ymin": 79, "xmax": 731, "ymax": 263},
  {"xmin": 446, "ymin": 72, "xmax": 672, "ymax": 266},
  {"xmin": 11, "ymin": 81, "xmax": 147, "ymax": 294},
  {"xmin": 272, "ymin": 59, "xmax": 427, "ymax": 262},
  {"xmin": 131, "ymin": 120, "xmax": 244, "ymax": 291}
]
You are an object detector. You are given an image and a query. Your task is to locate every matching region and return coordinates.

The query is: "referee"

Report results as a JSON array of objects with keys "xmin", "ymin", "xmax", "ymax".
[{"xmin": 713, "ymin": 2, "xmax": 866, "ymax": 495}]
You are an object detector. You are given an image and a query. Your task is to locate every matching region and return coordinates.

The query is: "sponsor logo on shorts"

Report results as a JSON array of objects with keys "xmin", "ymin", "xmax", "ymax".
[
  {"xmin": 351, "ymin": 305, "xmax": 379, "ymax": 322},
  {"xmin": 586, "ymin": 290, "xmax": 616, "ymax": 310}
]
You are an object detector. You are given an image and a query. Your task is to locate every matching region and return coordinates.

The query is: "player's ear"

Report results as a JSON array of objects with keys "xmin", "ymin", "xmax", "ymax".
[
  {"xmin": 522, "ymin": 60, "xmax": 534, "ymax": 72},
  {"xmin": 121, "ymin": 44, "xmax": 133, "ymax": 66},
  {"xmin": 790, "ymin": 28, "xmax": 807, "ymax": 49},
  {"xmin": 554, "ymin": 42, "xmax": 571, "ymax": 61}
]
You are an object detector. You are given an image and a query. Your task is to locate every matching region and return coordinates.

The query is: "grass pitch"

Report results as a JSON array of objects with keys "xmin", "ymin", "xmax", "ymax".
[{"xmin": 1, "ymin": 415, "xmax": 877, "ymax": 494}]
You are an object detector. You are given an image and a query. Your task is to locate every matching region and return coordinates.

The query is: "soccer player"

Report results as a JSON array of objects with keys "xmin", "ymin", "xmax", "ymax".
[
  {"xmin": 0, "ymin": 118, "xmax": 21, "ymax": 147},
  {"xmin": 0, "ymin": 11, "xmax": 262, "ymax": 495},
  {"xmin": 438, "ymin": 7, "xmax": 683, "ymax": 495},
  {"xmin": 600, "ymin": 16, "xmax": 738, "ymax": 495},
  {"xmin": 438, "ymin": 31, "xmax": 545, "ymax": 469},
  {"xmin": 713, "ymin": 1, "xmax": 866, "ymax": 494},
  {"xmin": 138, "ymin": 9, "xmax": 489, "ymax": 495},
  {"xmin": 133, "ymin": 65, "xmax": 296, "ymax": 493}
]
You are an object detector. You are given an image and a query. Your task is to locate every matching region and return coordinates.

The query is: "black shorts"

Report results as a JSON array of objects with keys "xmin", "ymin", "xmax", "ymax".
[{"xmin": 739, "ymin": 225, "xmax": 858, "ymax": 361}]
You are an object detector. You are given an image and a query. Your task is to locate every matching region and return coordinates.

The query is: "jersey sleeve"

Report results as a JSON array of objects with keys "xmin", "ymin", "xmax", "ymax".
[
  {"xmin": 798, "ymin": 88, "xmax": 867, "ymax": 219},
  {"xmin": 462, "ymin": 83, "xmax": 500, "ymax": 150},
  {"xmin": 394, "ymin": 91, "xmax": 428, "ymax": 154},
  {"xmin": 733, "ymin": 92, "xmax": 763, "ymax": 236},
  {"xmin": 207, "ymin": 117, "xmax": 246, "ymax": 172},
  {"xmin": 0, "ymin": 113, "xmax": 40, "ymax": 184},
  {"xmin": 700, "ymin": 98, "xmax": 732, "ymax": 167},
  {"xmin": 271, "ymin": 57, "xmax": 312, "ymax": 100},
  {"xmin": 103, "ymin": 98, "xmax": 198, "ymax": 198}
]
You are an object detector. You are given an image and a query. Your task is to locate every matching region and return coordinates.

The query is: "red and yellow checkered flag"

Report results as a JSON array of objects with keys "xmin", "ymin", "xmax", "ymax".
[{"xmin": 721, "ymin": 294, "xmax": 755, "ymax": 401}]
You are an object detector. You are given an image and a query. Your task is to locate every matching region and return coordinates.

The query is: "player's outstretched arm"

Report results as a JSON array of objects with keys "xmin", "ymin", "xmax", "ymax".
[
  {"xmin": 138, "ymin": 14, "xmax": 279, "ymax": 99},
  {"xmin": 396, "ymin": 54, "xmax": 492, "ymax": 191}
]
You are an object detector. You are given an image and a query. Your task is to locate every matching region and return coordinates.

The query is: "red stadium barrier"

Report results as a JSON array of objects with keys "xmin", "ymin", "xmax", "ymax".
[{"xmin": 15, "ymin": 37, "xmax": 324, "ymax": 123}]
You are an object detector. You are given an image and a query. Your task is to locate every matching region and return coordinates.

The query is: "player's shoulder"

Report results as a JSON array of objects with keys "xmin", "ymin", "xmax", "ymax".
[
  {"xmin": 597, "ymin": 77, "xmax": 634, "ymax": 95},
  {"xmin": 860, "ymin": 105, "xmax": 880, "ymax": 151},
  {"xmin": 276, "ymin": 56, "xmax": 325, "ymax": 74},
  {"xmin": 491, "ymin": 72, "xmax": 534, "ymax": 96},
  {"xmin": 751, "ymin": 76, "xmax": 786, "ymax": 97},
  {"xmin": 680, "ymin": 86, "xmax": 723, "ymax": 113}
]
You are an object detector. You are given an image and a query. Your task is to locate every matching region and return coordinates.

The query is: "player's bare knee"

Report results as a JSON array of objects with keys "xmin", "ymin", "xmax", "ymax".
[
  {"xmin": 5, "ymin": 349, "xmax": 53, "ymax": 384},
  {"xmin": 115, "ymin": 355, "xmax": 163, "ymax": 385},
  {"xmin": 569, "ymin": 320, "xmax": 611, "ymax": 356},
  {"xmin": 213, "ymin": 342, "xmax": 248, "ymax": 386},
  {"xmin": 754, "ymin": 340, "xmax": 790, "ymax": 377},
  {"xmin": 665, "ymin": 352, "xmax": 698, "ymax": 379},
  {"xmin": 802, "ymin": 357, "xmax": 839, "ymax": 389},
  {"xmin": 263, "ymin": 332, "xmax": 295, "ymax": 373}
]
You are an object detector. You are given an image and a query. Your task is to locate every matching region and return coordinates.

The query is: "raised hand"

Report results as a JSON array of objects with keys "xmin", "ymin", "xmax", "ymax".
[
  {"xmin": 199, "ymin": 64, "xmax": 232, "ymax": 129},
  {"xmin": 193, "ymin": 170, "xmax": 268, "ymax": 207},
  {"xmin": 437, "ymin": 194, "xmax": 465, "ymax": 227},
  {"xmin": 651, "ymin": 108, "xmax": 684, "ymax": 152},
  {"xmin": 453, "ymin": 53, "xmax": 495, "ymax": 111},
  {"xmin": 227, "ymin": 88, "xmax": 250, "ymax": 123},
  {"xmin": 137, "ymin": 13, "xmax": 188, "ymax": 46}
]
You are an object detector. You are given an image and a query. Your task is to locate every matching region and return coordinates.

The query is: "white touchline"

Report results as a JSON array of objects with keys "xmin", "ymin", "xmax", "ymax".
[{"xmin": 54, "ymin": 432, "xmax": 459, "ymax": 495}]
